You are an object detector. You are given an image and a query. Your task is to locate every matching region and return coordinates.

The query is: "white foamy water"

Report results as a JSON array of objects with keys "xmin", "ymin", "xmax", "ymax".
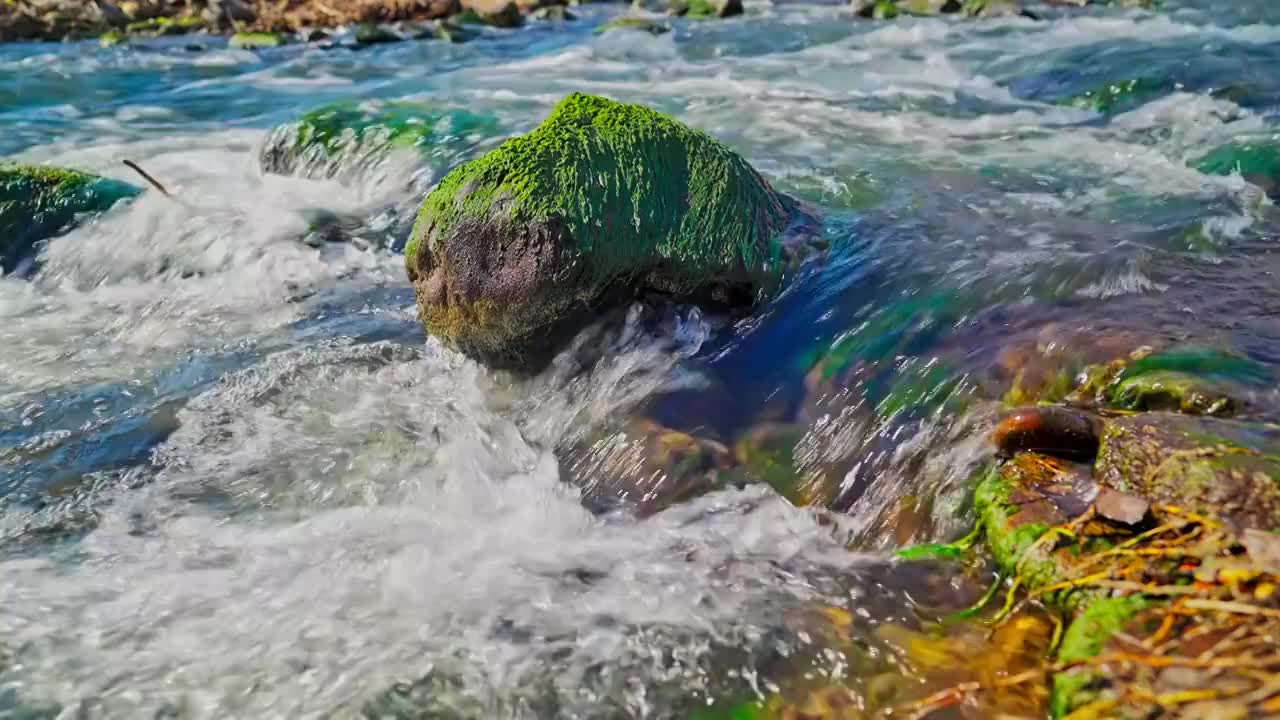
[{"xmin": 3, "ymin": 1, "xmax": 1280, "ymax": 716}]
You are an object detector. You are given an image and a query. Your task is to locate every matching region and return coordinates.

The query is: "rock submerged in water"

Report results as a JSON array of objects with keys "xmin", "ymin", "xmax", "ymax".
[
  {"xmin": 0, "ymin": 163, "xmax": 140, "ymax": 275},
  {"xmin": 405, "ymin": 93, "xmax": 811, "ymax": 370},
  {"xmin": 259, "ymin": 100, "xmax": 500, "ymax": 180},
  {"xmin": 1191, "ymin": 139, "xmax": 1280, "ymax": 199}
]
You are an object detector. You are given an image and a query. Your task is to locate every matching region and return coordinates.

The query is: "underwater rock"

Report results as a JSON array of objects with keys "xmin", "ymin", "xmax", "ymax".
[
  {"xmin": 405, "ymin": 93, "xmax": 810, "ymax": 370},
  {"xmin": 730, "ymin": 423, "xmax": 837, "ymax": 506},
  {"xmin": 567, "ymin": 418, "xmax": 734, "ymax": 516},
  {"xmin": 1094, "ymin": 413, "xmax": 1280, "ymax": 531},
  {"xmin": 0, "ymin": 163, "xmax": 141, "ymax": 275},
  {"xmin": 1191, "ymin": 139, "xmax": 1280, "ymax": 199},
  {"xmin": 259, "ymin": 100, "xmax": 500, "ymax": 180}
]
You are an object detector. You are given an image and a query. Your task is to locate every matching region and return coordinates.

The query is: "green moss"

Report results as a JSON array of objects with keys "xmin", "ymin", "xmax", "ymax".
[
  {"xmin": 0, "ymin": 163, "xmax": 141, "ymax": 273},
  {"xmin": 407, "ymin": 93, "xmax": 796, "ymax": 361},
  {"xmin": 1192, "ymin": 139, "xmax": 1280, "ymax": 190},
  {"xmin": 98, "ymin": 30, "xmax": 126, "ymax": 47},
  {"xmin": 734, "ymin": 424, "xmax": 807, "ymax": 503},
  {"xmin": 1050, "ymin": 595, "xmax": 1149, "ymax": 718},
  {"xmin": 895, "ymin": 542, "xmax": 963, "ymax": 561},
  {"xmin": 594, "ymin": 16, "xmax": 672, "ymax": 34},
  {"xmin": 229, "ymin": 32, "xmax": 288, "ymax": 49},
  {"xmin": 262, "ymin": 101, "xmax": 500, "ymax": 178},
  {"xmin": 1108, "ymin": 370, "xmax": 1234, "ymax": 416},
  {"xmin": 1117, "ymin": 346, "xmax": 1270, "ymax": 385},
  {"xmin": 973, "ymin": 465, "xmax": 1050, "ymax": 576},
  {"xmin": 689, "ymin": 701, "xmax": 767, "ymax": 720},
  {"xmin": 872, "ymin": 1, "xmax": 900, "ymax": 19},
  {"xmin": 1064, "ymin": 77, "xmax": 1168, "ymax": 115},
  {"xmin": 684, "ymin": 0, "xmax": 719, "ymax": 18}
]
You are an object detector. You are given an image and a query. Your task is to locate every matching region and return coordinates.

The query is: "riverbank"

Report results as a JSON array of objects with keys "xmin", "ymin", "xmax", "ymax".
[{"xmin": 0, "ymin": 0, "xmax": 1155, "ymax": 44}]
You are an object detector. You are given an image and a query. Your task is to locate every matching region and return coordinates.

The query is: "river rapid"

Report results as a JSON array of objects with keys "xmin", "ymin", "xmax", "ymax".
[{"xmin": 2, "ymin": 1, "xmax": 1279, "ymax": 717}]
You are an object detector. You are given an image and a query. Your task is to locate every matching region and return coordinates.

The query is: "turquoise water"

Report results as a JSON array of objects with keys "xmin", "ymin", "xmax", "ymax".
[{"xmin": 2, "ymin": 1, "xmax": 1280, "ymax": 716}]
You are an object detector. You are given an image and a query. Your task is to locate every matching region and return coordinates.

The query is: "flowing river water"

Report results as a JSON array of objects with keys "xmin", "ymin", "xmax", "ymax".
[{"xmin": 2, "ymin": 1, "xmax": 1280, "ymax": 717}]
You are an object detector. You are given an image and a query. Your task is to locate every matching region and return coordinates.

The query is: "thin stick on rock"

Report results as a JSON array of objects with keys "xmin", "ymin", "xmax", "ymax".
[{"xmin": 122, "ymin": 159, "xmax": 172, "ymax": 197}]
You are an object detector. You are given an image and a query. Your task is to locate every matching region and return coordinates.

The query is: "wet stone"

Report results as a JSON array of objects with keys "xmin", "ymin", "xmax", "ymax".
[
  {"xmin": 1095, "ymin": 413, "xmax": 1280, "ymax": 531},
  {"xmin": 991, "ymin": 406, "xmax": 1102, "ymax": 461}
]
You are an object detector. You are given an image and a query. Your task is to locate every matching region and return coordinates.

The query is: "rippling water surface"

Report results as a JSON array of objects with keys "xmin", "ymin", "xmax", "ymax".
[{"xmin": 2, "ymin": 1, "xmax": 1280, "ymax": 717}]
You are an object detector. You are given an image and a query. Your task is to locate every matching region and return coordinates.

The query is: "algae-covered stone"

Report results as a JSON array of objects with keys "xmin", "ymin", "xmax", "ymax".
[
  {"xmin": 1094, "ymin": 413, "xmax": 1280, "ymax": 531},
  {"xmin": 896, "ymin": 0, "xmax": 962, "ymax": 15},
  {"xmin": 457, "ymin": 0, "xmax": 525, "ymax": 27},
  {"xmin": 229, "ymin": 31, "xmax": 288, "ymax": 49},
  {"xmin": 1191, "ymin": 139, "xmax": 1280, "ymax": 198},
  {"xmin": 405, "ymin": 93, "xmax": 806, "ymax": 370},
  {"xmin": 731, "ymin": 423, "xmax": 837, "ymax": 506},
  {"xmin": 98, "ymin": 29, "xmax": 126, "ymax": 47},
  {"xmin": 1108, "ymin": 370, "xmax": 1235, "ymax": 416},
  {"xmin": 672, "ymin": 0, "xmax": 744, "ymax": 18},
  {"xmin": 259, "ymin": 101, "xmax": 500, "ymax": 180},
  {"xmin": 973, "ymin": 454, "xmax": 1098, "ymax": 603},
  {"xmin": 0, "ymin": 164, "xmax": 141, "ymax": 274},
  {"xmin": 565, "ymin": 419, "xmax": 734, "ymax": 516},
  {"xmin": 595, "ymin": 16, "xmax": 672, "ymax": 34}
]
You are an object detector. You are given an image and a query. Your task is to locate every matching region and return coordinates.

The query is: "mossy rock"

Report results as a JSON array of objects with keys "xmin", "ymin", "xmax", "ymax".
[
  {"xmin": 432, "ymin": 20, "xmax": 479, "ymax": 43},
  {"xmin": 1108, "ymin": 370, "xmax": 1235, "ymax": 416},
  {"xmin": 674, "ymin": 0, "xmax": 744, "ymax": 18},
  {"xmin": 633, "ymin": 0, "xmax": 742, "ymax": 17},
  {"xmin": 959, "ymin": 0, "xmax": 1034, "ymax": 17},
  {"xmin": 0, "ymin": 164, "xmax": 141, "ymax": 274},
  {"xmin": 259, "ymin": 101, "xmax": 501, "ymax": 180},
  {"xmin": 974, "ymin": 458, "xmax": 1064, "ymax": 587},
  {"xmin": 405, "ymin": 93, "xmax": 809, "ymax": 370},
  {"xmin": 454, "ymin": 0, "xmax": 525, "ymax": 27},
  {"xmin": 229, "ymin": 31, "xmax": 288, "ymax": 49},
  {"xmin": 730, "ymin": 423, "xmax": 836, "ymax": 506},
  {"xmin": 1191, "ymin": 139, "xmax": 1280, "ymax": 199},
  {"xmin": 595, "ymin": 16, "xmax": 672, "ymax": 34},
  {"xmin": 895, "ymin": 0, "xmax": 963, "ymax": 15},
  {"xmin": 98, "ymin": 30, "xmax": 126, "ymax": 47},
  {"xmin": 567, "ymin": 418, "xmax": 734, "ymax": 516},
  {"xmin": 1094, "ymin": 413, "xmax": 1280, "ymax": 531},
  {"xmin": 853, "ymin": 1, "xmax": 901, "ymax": 19},
  {"xmin": 1062, "ymin": 76, "xmax": 1170, "ymax": 115}
]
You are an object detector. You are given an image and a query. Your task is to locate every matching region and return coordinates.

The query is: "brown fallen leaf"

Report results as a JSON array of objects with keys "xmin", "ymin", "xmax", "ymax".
[{"xmin": 1094, "ymin": 486, "xmax": 1150, "ymax": 526}]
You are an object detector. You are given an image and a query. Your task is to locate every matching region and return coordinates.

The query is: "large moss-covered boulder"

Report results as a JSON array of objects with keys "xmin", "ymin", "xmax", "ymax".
[
  {"xmin": 0, "ymin": 163, "xmax": 140, "ymax": 274},
  {"xmin": 406, "ymin": 93, "xmax": 808, "ymax": 370},
  {"xmin": 259, "ymin": 101, "xmax": 501, "ymax": 181}
]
